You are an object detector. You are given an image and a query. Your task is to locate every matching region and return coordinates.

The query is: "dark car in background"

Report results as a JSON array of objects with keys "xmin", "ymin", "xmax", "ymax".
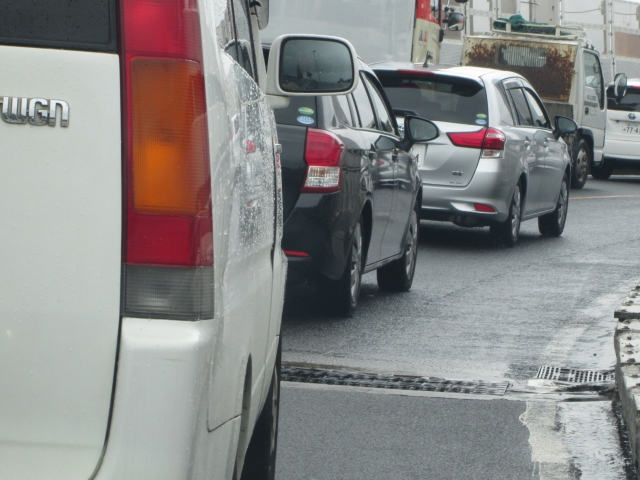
[{"xmin": 271, "ymin": 59, "xmax": 438, "ymax": 315}]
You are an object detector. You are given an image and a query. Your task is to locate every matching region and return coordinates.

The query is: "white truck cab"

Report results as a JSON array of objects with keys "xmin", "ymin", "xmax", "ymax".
[
  {"xmin": 0, "ymin": 1, "xmax": 359, "ymax": 479},
  {"xmin": 461, "ymin": 22, "xmax": 627, "ymax": 189}
]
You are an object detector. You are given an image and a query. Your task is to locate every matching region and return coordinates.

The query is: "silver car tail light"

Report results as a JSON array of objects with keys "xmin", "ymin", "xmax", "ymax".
[{"xmin": 447, "ymin": 127, "xmax": 505, "ymax": 158}]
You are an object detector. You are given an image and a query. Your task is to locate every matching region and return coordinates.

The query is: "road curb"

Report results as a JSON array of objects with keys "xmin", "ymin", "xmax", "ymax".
[{"xmin": 614, "ymin": 284, "xmax": 640, "ymax": 468}]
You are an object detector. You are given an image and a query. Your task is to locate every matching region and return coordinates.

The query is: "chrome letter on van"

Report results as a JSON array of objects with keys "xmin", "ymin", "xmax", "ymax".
[{"xmin": 1, "ymin": 97, "xmax": 69, "ymax": 127}]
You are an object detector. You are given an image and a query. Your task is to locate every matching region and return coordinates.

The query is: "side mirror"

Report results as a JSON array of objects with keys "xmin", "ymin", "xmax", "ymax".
[
  {"xmin": 447, "ymin": 12, "xmax": 465, "ymax": 31},
  {"xmin": 251, "ymin": 0, "xmax": 269, "ymax": 30},
  {"xmin": 266, "ymin": 34, "xmax": 360, "ymax": 108},
  {"xmin": 554, "ymin": 115, "xmax": 578, "ymax": 139},
  {"xmin": 400, "ymin": 116, "xmax": 439, "ymax": 150},
  {"xmin": 614, "ymin": 73, "xmax": 628, "ymax": 101}
]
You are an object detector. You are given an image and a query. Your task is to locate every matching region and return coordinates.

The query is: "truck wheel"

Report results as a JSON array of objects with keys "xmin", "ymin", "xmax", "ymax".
[
  {"xmin": 538, "ymin": 173, "xmax": 569, "ymax": 237},
  {"xmin": 377, "ymin": 207, "xmax": 419, "ymax": 292},
  {"xmin": 490, "ymin": 182, "xmax": 522, "ymax": 248},
  {"xmin": 571, "ymin": 140, "xmax": 589, "ymax": 189},
  {"xmin": 326, "ymin": 219, "xmax": 363, "ymax": 317},
  {"xmin": 591, "ymin": 159, "xmax": 613, "ymax": 180},
  {"xmin": 240, "ymin": 341, "xmax": 281, "ymax": 480}
]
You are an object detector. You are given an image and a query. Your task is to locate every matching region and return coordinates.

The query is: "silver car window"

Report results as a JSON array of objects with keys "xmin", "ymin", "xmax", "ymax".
[
  {"xmin": 509, "ymin": 88, "xmax": 533, "ymax": 127},
  {"xmin": 524, "ymin": 90, "xmax": 550, "ymax": 129},
  {"xmin": 496, "ymin": 84, "xmax": 515, "ymax": 126}
]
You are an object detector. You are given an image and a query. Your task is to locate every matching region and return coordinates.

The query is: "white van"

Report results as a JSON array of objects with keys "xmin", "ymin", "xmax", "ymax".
[
  {"xmin": 597, "ymin": 78, "xmax": 640, "ymax": 179},
  {"xmin": 0, "ymin": 1, "xmax": 359, "ymax": 479}
]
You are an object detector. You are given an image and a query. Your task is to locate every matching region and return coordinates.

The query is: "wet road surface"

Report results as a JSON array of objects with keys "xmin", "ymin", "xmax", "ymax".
[{"xmin": 277, "ymin": 177, "xmax": 640, "ymax": 479}]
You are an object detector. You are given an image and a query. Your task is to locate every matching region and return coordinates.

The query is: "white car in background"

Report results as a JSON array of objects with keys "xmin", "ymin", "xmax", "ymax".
[
  {"xmin": 0, "ymin": 0, "xmax": 359, "ymax": 479},
  {"xmin": 594, "ymin": 77, "xmax": 640, "ymax": 179}
]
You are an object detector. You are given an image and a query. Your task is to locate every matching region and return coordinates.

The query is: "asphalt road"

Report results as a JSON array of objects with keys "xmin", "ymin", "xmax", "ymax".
[{"xmin": 277, "ymin": 177, "xmax": 640, "ymax": 480}]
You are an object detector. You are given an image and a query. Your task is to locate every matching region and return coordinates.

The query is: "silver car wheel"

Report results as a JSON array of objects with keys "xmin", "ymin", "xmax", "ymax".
[
  {"xmin": 511, "ymin": 186, "xmax": 521, "ymax": 240},
  {"xmin": 405, "ymin": 210, "xmax": 418, "ymax": 278}
]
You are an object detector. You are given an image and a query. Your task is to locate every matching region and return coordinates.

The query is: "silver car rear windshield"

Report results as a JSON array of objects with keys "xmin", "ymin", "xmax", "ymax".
[{"xmin": 378, "ymin": 73, "xmax": 488, "ymax": 126}]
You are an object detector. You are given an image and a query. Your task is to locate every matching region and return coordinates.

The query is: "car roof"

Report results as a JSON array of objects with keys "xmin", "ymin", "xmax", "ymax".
[{"xmin": 370, "ymin": 62, "xmax": 521, "ymax": 83}]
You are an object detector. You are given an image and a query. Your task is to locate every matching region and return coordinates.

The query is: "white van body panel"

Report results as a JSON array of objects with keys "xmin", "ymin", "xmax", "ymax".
[{"xmin": 0, "ymin": 47, "xmax": 121, "ymax": 480}]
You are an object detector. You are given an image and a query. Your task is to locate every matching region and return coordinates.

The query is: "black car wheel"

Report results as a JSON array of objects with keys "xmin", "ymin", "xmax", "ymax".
[
  {"xmin": 240, "ymin": 341, "xmax": 281, "ymax": 480},
  {"xmin": 538, "ymin": 173, "xmax": 569, "ymax": 237},
  {"xmin": 327, "ymin": 219, "xmax": 363, "ymax": 317},
  {"xmin": 571, "ymin": 140, "xmax": 589, "ymax": 189},
  {"xmin": 491, "ymin": 182, "xmax": 522, "ymax": 248},
  {"xmin": 377, "ymin": 207, "xmax": 419, "ymax": 292}
]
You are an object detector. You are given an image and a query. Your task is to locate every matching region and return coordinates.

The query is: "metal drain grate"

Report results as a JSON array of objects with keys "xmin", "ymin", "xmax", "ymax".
[
  {"xmin": 281, "ymin": 366, "xmax": 510, "ymax": 396},
  {"xmin": 536, "ymin": 366, "xmax": 615, "ymax": 383}
]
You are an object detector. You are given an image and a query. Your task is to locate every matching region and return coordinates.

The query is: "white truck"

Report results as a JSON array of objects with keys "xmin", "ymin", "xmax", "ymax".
[
  {"xmin": 261, "ymin": 0, "xmax": 460, "ymax": 65},
  {"xmin": 461, "ymin": 21, "xmax": 627, "ymax": 189}
]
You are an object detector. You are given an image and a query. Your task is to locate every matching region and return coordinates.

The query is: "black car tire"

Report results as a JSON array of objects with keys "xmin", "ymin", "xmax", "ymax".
[
  {"xmin": 571, "ymin": 140, "xmax": 590, "ymax": 189},
  {"xmin": 377, "ymin": 206, "xmax": 419, "ymax": 292},
  {"xmin": 240, "ymin": 340, "xmax": 281, "ymax": 480},
  {"xmin": 591, "ymin": 159, "xmax": 614, "ymax": 180},
  {"xmin": 538, "ymin": 173, "xmax": 569, "ymax": 237},
  {"xmin": 327, "ymin": 219, "xmax": 363, "ymax": 317},
  {"xmin": 491, "ymin": 182, "xmax": 522, "ymax": 248}
]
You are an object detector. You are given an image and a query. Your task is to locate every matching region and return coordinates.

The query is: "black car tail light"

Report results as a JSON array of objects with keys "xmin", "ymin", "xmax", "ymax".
[{"xmin": 301, "ymin": 128, "xmax": 345, "ymax": 193}]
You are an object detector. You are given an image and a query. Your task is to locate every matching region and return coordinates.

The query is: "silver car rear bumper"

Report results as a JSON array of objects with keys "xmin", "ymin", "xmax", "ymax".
[{"xmin": 420, "ymin": 157, "xmax": 512, "ymax": 223}]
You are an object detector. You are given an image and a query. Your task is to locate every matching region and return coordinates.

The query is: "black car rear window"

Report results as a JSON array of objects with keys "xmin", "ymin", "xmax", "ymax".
[
  {"xmin": 0, "ymin": 0, "xmax": 118, "ymax": 53},
  {"xmin": 607, "ymin": 86, "xmax": 640, "ymax": 112},
  {"xmin": 274, "ymin": 96, "xmax": 318, "ymax": 127},
  {"xmin": 377, "ymin": 72, "xmax": 489, "ymax": 127}
]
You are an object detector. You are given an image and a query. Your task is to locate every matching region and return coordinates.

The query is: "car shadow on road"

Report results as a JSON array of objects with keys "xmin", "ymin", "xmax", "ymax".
[{"xmin": 418, "ymin": 220, "xmax": 549, "ymax": 251}]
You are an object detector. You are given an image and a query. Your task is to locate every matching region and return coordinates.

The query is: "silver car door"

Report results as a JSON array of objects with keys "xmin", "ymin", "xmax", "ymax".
[
  {"xmin": 524, "ymin": 88, "xmax": 564, "ymax": 211},
  {"xmin": 508, "ymin": 87, "xmax": 545, "ymax": 215}
]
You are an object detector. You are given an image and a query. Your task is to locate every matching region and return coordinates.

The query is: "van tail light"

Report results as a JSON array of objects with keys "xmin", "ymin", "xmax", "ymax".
[
  {"xmin": 301, "ymin": 128, "xmax": 345, "ymax": 193},
  {"xmin": 447, "ymin": 128, "xmax": 506, "ymax": 158},
  {"xmin": 120, "ymin": 0, "xmax": 213, "ymax": 320}
]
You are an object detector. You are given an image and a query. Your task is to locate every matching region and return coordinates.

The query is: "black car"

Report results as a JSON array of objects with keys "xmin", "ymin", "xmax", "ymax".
[{"xmin": 274, "ymin": 61, "xmax": 438, "ymax": 316}]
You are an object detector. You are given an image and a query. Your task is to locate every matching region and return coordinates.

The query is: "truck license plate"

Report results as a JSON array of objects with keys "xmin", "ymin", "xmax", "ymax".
[{"xmin": 623, "ymin": 123, "xmax": 640, "ymax": 134}]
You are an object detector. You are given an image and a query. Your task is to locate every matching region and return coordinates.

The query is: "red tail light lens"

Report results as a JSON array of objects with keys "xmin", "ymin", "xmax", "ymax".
[
  {"xmin": 482, "ymin": 128, "xmax": 506, "ymax": 154},
  {"xmin": 447, "ymin": 127, "xmax": 505, "ymax": 158},
  {"xmin": 474, "ymin": 203, "xmax": 496, "ymax": 213},
  {"xmin": 301, "ymin": 128, "xmax": 345, "ymax": 193},
  {"xmin": 120, "ymin": 0, "xmax": 213, "ymax": 319},
  {"xmin": 447, "ymin": 129, "xmax": 486, "ymax": 148}
]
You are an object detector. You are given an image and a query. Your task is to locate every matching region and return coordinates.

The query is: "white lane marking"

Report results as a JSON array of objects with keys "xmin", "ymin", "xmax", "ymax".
[
  {"xmin": 519, "ymin": 401, "xmax": 573, "ymax": 479},
  {"xmin": 572, "ymin": 194, "xmax": 640, "ymax": 200}
]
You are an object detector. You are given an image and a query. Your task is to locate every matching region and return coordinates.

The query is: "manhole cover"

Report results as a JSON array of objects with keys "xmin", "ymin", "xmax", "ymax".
[
  {"xmin": 536, "ymin": 366, "xmax": 615, "ymax": 383},
  {"xmin": 281, "ymin": 366, "xmax": 510, "ymax": 396}
]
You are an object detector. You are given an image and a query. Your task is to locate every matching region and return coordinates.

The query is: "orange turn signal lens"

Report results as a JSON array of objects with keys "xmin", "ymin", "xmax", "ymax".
[{"xmin": 130, "ymin": 57, "xmax": 209, "ymax": 216}]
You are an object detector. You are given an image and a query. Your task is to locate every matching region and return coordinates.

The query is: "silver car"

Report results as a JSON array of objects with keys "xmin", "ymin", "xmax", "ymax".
[{"xmin": 373, "ymin": 63, "xmax": 577, "ymax": 246}]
